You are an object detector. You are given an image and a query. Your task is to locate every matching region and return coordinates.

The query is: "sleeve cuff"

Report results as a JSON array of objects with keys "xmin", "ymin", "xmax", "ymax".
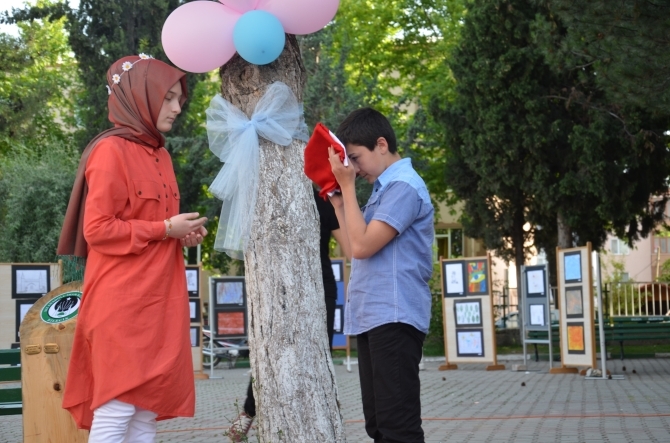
[{"xmin": 152, "ymin": 221, "xmax": 167, "ymax": 241}]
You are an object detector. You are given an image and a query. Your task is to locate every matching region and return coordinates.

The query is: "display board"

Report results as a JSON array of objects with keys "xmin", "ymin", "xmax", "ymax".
[
  {"xmin": 520, "ymin": 264, "xmax": 555, "ymax": 371},
  {"xmin": 439, "ymin": 255, "xmax": 503, "ymax": 370},
  {"xmin": 331, "ymin": 258, "xmax": 347, "ymax": 349},
  {"xmin": 186, "ymin": 264, "xmax": 204, "ymax": 374},
  {"xmin": 0, "ymin": 262, "xmax": 62, "ymax": 349},
  {"xmin": 523, "ymin": 265, "xmax": 552, "ymax": 332},
  {"xmin": 209, "ymin": 276, "xmax": 247, "ymax": 339},
  {"xmin": 553, "ymin": 244, "xmax": 596, "ymax": 373}
]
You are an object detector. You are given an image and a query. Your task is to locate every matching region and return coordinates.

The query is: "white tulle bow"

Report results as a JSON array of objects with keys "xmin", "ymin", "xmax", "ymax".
[{"xmin": 206, "ymin": 82, "xmax": 308, "ymax": 259}]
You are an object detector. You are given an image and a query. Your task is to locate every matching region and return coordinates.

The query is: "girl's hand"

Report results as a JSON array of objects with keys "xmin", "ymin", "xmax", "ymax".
[
  {"xmin": 167, "ymin": 213, "xmax": 208, "ymax": 239},
  {"xmin": 180, "ymin": 225, "xmax": 208, "ymax": 247}
]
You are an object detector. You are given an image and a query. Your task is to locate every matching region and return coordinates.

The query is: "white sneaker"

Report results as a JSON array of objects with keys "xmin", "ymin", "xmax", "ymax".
[{"xmin": 228, "ymin": 412, "xmax": 254, "ymax": 442}]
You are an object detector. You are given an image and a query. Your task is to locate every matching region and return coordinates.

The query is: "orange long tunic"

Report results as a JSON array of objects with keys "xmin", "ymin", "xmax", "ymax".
[{"xmin": 63, "ymin": 136, "xmax": 195, "ymax": 429}]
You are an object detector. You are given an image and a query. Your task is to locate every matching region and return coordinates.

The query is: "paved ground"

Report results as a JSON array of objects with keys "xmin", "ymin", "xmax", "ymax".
[{"xmin": 2, "ymin": 357, "xmax": 670, "ymax": 442}]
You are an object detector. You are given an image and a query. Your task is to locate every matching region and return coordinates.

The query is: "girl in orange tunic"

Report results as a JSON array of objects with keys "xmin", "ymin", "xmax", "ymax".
[{"xmin": 58, "ymin": 55, "xmax": 208, "ymax": 442}]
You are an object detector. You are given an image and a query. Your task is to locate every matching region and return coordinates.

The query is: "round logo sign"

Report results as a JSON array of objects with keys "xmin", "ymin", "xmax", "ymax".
[{"xmin": 41, "ymin": 291, "xmax": 82, "ymax": 324}]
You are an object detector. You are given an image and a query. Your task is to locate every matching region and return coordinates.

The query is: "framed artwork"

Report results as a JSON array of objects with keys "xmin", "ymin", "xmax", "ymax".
[
  {"xmin": 185, "ymin": 266, "xmax": 199, "ymax": 297},
  {"xmin": 456, "ymin": 329, "xmax": 484, "ymax": 357},
  {"xmin": 443, "ymin": 261, "xmax": 466, "ymax": 297},
  {"xmin": 454, "ymin": 299, "xmax": 482, "ymax": 327},
  {"xmin": 12, "ymin": 265, "xmax": 50, "ymax": 299},
  {"xmin": 563, "ymin": 251, "xmax": 582, "ymax": 284},
  {"xmin": 525, "ymin": 267, "xmax": 546, "ymax": 297},
  {"xmin": 216, "ymin": 310, "xmax": 246, "ymax": 337},
  {"xmin": 333, "ymin": 305, "xmax": 343, "ymax": 333},
  {"xmin": 190, "ymin": 326, "xmax": 200, "ymax": 347},
  {"xmin": 214, "ymin": 278, "xmax": 245, "ymax": 307},
  {"xmin": 565, "ymin": 286, "xmax": 584, "ymax": 318},
  {"xmin": 189, "ymin": 298, "xmax": 201, "ymax": 323},
  {"xmin": 465, "ymin": 260, "xmax": 488, "ymax": 296},
  {"xmin": 331, "ymin": 262, "xmax": 343, "ymax": 282},
  {"xmin": 529, "ymin": 304, "xmax": 545, "ymax": 326},
  {"xmin": 15, "ymin": 299, "xmax": 38, "ymax": 341},
  {"xmin": 567, "ymin": 322, "xmax": 585, "ymax": 354}
]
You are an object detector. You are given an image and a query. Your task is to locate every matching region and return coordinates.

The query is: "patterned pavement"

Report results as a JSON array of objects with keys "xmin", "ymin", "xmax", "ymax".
[{"xmin": 1, "ymin": 357, "xmax": 669, "ymax": 442}]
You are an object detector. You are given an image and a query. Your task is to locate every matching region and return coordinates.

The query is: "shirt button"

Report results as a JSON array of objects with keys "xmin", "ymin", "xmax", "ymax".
[
  {"xmin": 158, "ymin": 195, "xmax": 161, "ymax": 198},
  {"xmin": 166, "ymin": 208, "xmax": 168, "ymax": 212},
  {"xmin": 165, "ymin": 194, "xmax": 168, "ymax": 198},
  {"xmin": 159, "ymin": 172, "xmax": 162, "ymax": 176},
  {"xmin": 174, "ymin": 193, "xmax": 177, "ymax": 197},
  {"xmin": 163, "ymin": 184, "xmax": 166, "ymax": 188},
  {"xmin": 138, "ymin": 191, "xmax": 142, "ymax": 195},
  {"xmin": 155, "ymin": 158, "xmax": 159, "ymax": 163}
]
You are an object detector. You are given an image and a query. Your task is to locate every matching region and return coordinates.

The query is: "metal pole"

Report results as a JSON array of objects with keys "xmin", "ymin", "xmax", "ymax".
[
  {"xmin": 595, "ymin": 252, "xmax": 607, "ymax": 379},
  {"xmin": 521, "ymin": 265, "xmax": 527, "ymax": 367},
  {"xmin": 547, "ymin": 266, "xmax": 553, "ymax": 369}
]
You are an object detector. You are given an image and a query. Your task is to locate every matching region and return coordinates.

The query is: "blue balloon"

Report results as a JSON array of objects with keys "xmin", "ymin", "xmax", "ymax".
[{"xmin": 233, "ymin": 11, "xmax": 285, "ymax": 65}]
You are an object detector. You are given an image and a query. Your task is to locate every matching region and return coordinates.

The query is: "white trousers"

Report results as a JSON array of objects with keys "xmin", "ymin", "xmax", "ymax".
[{"xmin": 88, "ymin": 399, "xmax": 158, "ymax": 443}]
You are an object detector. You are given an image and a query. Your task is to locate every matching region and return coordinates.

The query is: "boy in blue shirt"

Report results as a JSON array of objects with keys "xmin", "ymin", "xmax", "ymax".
[{"xmin": 328, "ymin": 108, "xmax": 434, "ymax": 443}]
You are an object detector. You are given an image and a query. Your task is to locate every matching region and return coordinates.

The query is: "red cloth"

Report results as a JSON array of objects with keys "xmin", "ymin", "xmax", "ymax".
[{"xmin": 304, "ymin": 122, "xmax": 347, "ymax": 200}]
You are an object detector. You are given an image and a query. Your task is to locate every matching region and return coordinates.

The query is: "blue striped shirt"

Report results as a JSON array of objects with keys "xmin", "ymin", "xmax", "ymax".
[{"xmin": 344, "ymin": 158, "xmax": 434, "ymax": 335}]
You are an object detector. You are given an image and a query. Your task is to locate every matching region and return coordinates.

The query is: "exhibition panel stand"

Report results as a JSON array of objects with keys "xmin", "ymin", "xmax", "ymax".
[
  {"xmin": 551, "ymin": 244, "xmax": 596, "ymax": 374},
  {"xmin": 439, "ymin": 254, "xmax": 504, "ymax": 371},
  {"xmin": 520, "ymin": 264, "xmax": 554, "ymax": 371}
]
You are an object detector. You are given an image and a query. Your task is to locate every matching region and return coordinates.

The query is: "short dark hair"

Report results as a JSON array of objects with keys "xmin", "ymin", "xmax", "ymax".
[{"xmin": 335, "ymin": 107, "xmax": 397, "ymax": 153}]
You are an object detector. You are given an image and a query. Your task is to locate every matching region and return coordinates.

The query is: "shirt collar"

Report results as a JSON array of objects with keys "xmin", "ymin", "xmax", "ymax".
[
  {"xmin": 139, "ymin": 144, "xmax": 157, "ymax": 156},
  {"xmin": 375, "ymin": 157, "xmax": 412, "ymax": 190}
]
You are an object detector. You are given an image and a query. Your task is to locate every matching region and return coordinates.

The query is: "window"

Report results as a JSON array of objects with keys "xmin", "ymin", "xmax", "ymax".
[
  {"xmin": 654, "ymin": 237, "xmax": 670, "ymax": 254},
  {"xmin": 610, "ymin": 238, "xmax": 630, "ymax": 255},
  {"xmin": 435, "ymin": 229, "xmax": 463, "ymax": 260}
]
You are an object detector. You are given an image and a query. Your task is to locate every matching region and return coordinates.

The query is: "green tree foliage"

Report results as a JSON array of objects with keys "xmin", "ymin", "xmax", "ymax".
[
  {"xmin": 536, "ymin": 0, "xmax": 670, "ymax": 118},
  {"xmin": 328, "ymin": 0, "xmax": 467, "ymax": 197},
  {"xmin": 431, "ymin": 0, "xmax": 670, "ymax": 285},
  {"xmin": 5, "ymin": 0, "xmax": 200, "ymax": 149},
  {"xmin": 0, "ymin": 0, "xmax": 78, "ymax": 155},
  {"xmin": 0, "ymin": 140, "xmax": 79, "ymax": 262}
]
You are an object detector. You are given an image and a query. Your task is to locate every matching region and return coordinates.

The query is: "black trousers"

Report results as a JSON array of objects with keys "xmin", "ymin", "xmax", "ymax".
[{"xmin": 357, "ymin": 323, "xmax": 425, "ymax": 443}]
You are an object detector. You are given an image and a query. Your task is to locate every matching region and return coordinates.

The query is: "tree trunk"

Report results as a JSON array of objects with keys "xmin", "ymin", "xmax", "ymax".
[
  {"xmin": 556, "ymin": 212, "xmax": 572, "ymax": 249},
  {"xmin": 218, "ymin": 35, "xmax": 346, "ymax": 442}
]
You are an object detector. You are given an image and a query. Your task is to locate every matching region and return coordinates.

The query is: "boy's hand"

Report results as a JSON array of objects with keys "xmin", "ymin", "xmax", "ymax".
[{"xmin": 328, "ymin": 146, "xmax": 355, "ymax": 189}]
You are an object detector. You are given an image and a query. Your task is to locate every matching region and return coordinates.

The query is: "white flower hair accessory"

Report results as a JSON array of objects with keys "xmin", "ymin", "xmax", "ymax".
[{"xmin": 106, "ymin": 54, "xmax": 154, "ymax": 95}]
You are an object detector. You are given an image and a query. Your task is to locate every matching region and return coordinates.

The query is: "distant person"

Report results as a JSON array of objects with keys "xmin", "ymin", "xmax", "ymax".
[
  {"xmin": 58, "ymin": 55, "xmax": 207, "ymax": 443},
  {"xmin": 226, "ymin": 188, "xmax": 350, "ymax": 441},
  {"xmin": 328, "ymin": 107, "xmax": 434, "ymax": 443}
]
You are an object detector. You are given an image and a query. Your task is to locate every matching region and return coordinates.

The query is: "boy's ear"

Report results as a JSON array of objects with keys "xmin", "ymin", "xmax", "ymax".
[{"xmin": 376, "ymin": 137, "xmax": 389, "ymax": 154}]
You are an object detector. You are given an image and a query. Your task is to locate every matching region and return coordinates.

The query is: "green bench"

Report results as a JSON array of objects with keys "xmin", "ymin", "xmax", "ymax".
[
  {"xmin": 0, "ymin": 349, "xmax": 22, "ymax": 416},
  {"xmin": 608, "ymin": 316, "xmax": 670, "ymax": 360},
  {"xmin": 528, "ymin": 316, "xmax": 670, "ymax": 361}
]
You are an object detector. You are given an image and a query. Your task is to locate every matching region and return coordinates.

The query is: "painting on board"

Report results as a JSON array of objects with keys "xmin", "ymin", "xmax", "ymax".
[
  {"xmin": 456, "ymin": 329, "xmax": 484, "ymax": 357},
  {"xmin": 466, "ymin": 260, "xmax": 488, "ymax": 296},
  {"xmin": 217, "ymin": 311, "xmax": 245, "ymax": 336},
  {"xmin": 443, "ymin": 261, "xmax": 466, "ymax": 297},
  {"xmin": 567, "ymin": 322, "xmax": 585, "ymax": 354},
  {"xmin": 564, "ymin": 251, "xmax": 582, "ymax": 284},
  {"xmin": 565, "ymin": 287, "xmax": 584, "ymax": 318}
]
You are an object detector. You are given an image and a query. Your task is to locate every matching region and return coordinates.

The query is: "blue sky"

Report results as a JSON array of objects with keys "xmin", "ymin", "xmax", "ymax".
[{"xmin": 1, "ymin": 0, "xmax": 80, "ymax": 36}]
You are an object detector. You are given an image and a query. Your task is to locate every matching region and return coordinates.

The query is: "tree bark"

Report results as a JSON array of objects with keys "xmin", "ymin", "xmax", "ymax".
[
  {"xmin": 556, "ymin": 212, "xmax": 572, "ymax": 249},
  {"xmin": 218, "ymin": 35, "xmax": 346, "ymax": 442}
]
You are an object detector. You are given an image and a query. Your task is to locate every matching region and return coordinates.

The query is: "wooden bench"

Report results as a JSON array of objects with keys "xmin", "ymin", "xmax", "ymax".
[
  {"xmin": 528, "ymin": 316, "xmax": 670, "ymax": 361},
  {"xmin": 0, "ymin": 348, "xmax": 22, "ymax": 416}
]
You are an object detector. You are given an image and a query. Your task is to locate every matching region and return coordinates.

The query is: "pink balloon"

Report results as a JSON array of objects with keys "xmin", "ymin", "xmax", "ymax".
[
  {"xmin": 162, "ymin": 1, "xmax": 240, "ymax": 73},
  {"xmin": 218, "ymin": 0, "xmax": 259, "ymax": 13},
  {"xmin": 257, "ymin": 0, "xmax": 339, "ymax": 35}
]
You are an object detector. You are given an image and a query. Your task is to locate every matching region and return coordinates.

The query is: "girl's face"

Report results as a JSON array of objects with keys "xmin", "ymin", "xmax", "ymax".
[{"xmin": 156, "ymin": 81, "xmax": 183, "ymax": 132}]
